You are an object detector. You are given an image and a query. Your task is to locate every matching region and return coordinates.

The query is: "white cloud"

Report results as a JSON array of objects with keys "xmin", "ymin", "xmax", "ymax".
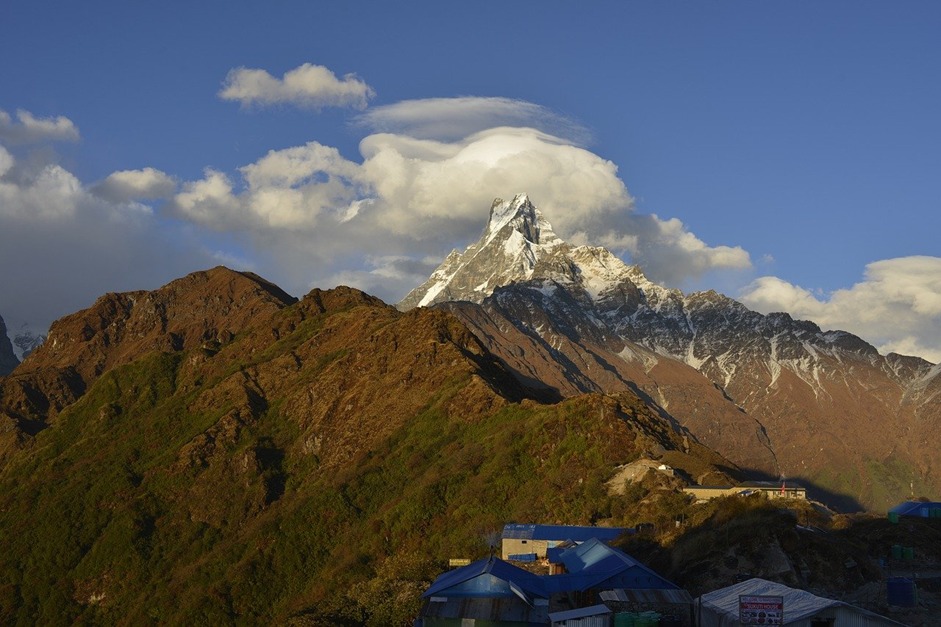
[
  {"xmin": 356, "ymin": 97, "xmax": 590, "ymax": 143},
  {"xmin": 167, "ymin": 126, "xmax": 633, "ymax": 255},
  {"xmin": 170, "ymin": 143, "xmax": 365, "ymax": 230},
  {"xmin": 0, "ymin": 145, "xmax": 14, "ymax": 177},
  {"xmin": 316, "ymin": 255, "xmax": 441, "ymax": 299},
  {"xmin": 0, "ymin": 109, "xmax": 80, "ymax": 144},
  {"xmin": 219, "ymin": 63, "xmax": 374, "ymax": 110},
  {"xmin": 358, "ymin": 126, "xmax": 632, "ymax": 240},
  {"xmin": 167, "ymin": 99, "xmax": 752, "ymax": 302},
  {"xmin": 740, "ymin": 256, "xmax": 941, "ymax": 363},
  {"xmin": 0, "ymin": 149, "xmax": 83, "ymax": 221},
  {"xmin": 591, "ymin": 214, "xmax": 751, "ymax": 286},
  {"xmin": 173, "ymin": 169, "xmax": 242, "ymax": 226},
  {"xmin": 241, "ymin": 141, "xmax": 360, "ymax": 188},
  {"xmin": 0, "ymin": 151, "xmax": 220, "ymax": 333},
  {"xmin": 92, "ymin": 167, "xmax": 177, "ymax": 202}
]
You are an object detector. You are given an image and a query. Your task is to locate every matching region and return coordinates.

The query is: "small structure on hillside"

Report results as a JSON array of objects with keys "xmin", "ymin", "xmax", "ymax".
[
  {"xmin": 501, "ymin": 523, "xmax": 628, "ymax": 560},
  {"xmin": 684, "ymin": 481, "xmax": 806, "ymax": 503},
  {"xmin": 696, "ymin": 578, "xmax": 905, "ymax": 627},
  {"xmin": 419, "ymin": 555, "xmax": 549, "ymax": 625},
  {"xmin": 888, "ymin": 500, "xmax": 941, "ymax": 520}
]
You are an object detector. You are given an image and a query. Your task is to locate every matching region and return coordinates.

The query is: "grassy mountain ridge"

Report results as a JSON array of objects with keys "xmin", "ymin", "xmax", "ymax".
[{"xmin": 0, "ymin": 268, "xmax": 739, "ymax": 624}]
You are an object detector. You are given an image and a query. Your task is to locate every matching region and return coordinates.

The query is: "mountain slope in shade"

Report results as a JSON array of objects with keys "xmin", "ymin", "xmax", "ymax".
[
  {"xmin": 0, "ymin": 316, "xmax": 18, "ymax": 376},
  {"xmin": 404, "ymin": 195, "xmax": 941, "ymax": 512}
]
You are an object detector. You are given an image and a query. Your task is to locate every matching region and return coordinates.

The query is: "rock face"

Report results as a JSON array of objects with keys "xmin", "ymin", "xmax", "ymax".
[
  {"xmin": 0, "ymin": 267, "xmax": 299, "ymax": 460},
  {"xmin": 18, "ymin": 266, "xmax": 298, "ymax": 383},
  {"xmin": 0, "ymin": 315, "xmax": 19, "ymax": 376},
  {"xmin": 402, "ymin": 195, "xmax": 941, "ymax": 512}
]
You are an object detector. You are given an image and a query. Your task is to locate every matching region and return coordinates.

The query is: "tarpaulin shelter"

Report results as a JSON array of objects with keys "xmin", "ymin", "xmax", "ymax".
[{"xmin": 695, "ymin": 578, "xmax": 905, "ymax": 627}]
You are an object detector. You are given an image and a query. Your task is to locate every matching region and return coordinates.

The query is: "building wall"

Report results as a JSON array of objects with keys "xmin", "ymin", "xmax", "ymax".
[
  {"xmin": 502, "ymin": 538, "xmax": 548, "ymax": 560},
  {"xmin": 552, "ymin": 616, "xmax": 611, "ymax": 627},
  {"xmin": 764, "ymin": 488, "xmax": 806, "ymax": 500},
  {"xmin": 684, "ymin": 487, "xmax": 806, "ymax": 503}
]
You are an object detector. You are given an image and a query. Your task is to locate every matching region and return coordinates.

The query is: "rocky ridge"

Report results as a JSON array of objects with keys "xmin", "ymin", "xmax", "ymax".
[{"xmin": 401, "ymin": 194, "xmax": 941, "ymax": 511}]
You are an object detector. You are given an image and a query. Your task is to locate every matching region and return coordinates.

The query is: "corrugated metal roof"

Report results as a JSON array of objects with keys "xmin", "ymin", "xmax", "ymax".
[
  {"xmin": 543, "ymin": 538, "xmax": 680, "ymax": 594},
  {"xmin": 423, "ymin": 541, "xmax": 681, "ymax": 606},
  {"xmin": 423, "ymin": 556, "xmax": 548, "ymax": 600},
  {"xmin": 548, "ymin": 603, "xmax": 611, "ymax": 621},
  {"xmin": 502, "ymin": 523, "xmax": 628, "ymax": 542},
  {"xmin": 600, "ymin": 587, "xmax": 693, "ymax": 605},
  {"xmin": 889, "ymin": 500, "xmax": 941, "ymax": 516},
  {"xmin": 696, "ymin": 578, "xmax": 906, "ymax": 626}
]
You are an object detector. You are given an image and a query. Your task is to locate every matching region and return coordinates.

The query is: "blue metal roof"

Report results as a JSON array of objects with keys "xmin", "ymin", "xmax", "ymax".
[
  {"xmin": 502, "ymin": 523, "xmax": 628, "ymax": 542},
  {"xmin": 889, "ymin": 501, "xmax": 941, "ymax": 516},
  {"xmin": 423, "ymin": 556, "xmax": 548, "ymax": 601},
  {"xmin": 542, "ymin": 537, "xmax": 680, "ymax": 594},
  {"xmin": 548, "ymin": 603, "xmax": 612, "ymax": 622},
  {"xmin": 423, "ymin": 539, "xmax": 679, "ymax": 602}
]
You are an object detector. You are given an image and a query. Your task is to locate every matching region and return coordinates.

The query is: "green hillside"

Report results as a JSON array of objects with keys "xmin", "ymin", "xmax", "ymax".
[{"xmin": 0, "ymin": 279, "xmax": 732, "ymax": 625}]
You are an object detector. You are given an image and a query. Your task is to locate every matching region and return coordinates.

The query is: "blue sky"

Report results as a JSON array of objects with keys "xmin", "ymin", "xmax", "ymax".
[{"xmin": 1, "ymin": 1, "xmax": 939, "ymax": 361}]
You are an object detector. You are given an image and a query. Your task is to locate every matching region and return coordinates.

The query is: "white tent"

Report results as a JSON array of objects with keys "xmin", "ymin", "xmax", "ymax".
[{"xmin": 696, "ymin": 578, "xmax": 905, "ymax": 627}]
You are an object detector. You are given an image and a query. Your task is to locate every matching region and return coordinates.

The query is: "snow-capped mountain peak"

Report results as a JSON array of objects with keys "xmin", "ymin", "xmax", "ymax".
[
  {"xmin": 484, "ymin": 193, "xmax": 560, "ymax": 248},
  {"xmin": 399, "ymin": 194, "xmax": 576, "ymax": 309},
  {"xmin": 399, "ymin": 194, "xmax": 681, "ymax": 315},
  {"xmin": 13, "ymin": 325, "xmax": 46, "ymax": 361}
]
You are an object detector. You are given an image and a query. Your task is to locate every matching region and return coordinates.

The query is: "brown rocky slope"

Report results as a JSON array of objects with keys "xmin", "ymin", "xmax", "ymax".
[{"xmin": 0, "ymin": 266, "xmax": 744, "ymax": 624}]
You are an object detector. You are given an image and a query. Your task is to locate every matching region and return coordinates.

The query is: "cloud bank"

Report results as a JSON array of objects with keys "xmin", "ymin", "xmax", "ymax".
[
  {"xmin": 219, "ymin": 63, "xmax": 374, "ymax": 110},
  {"xmin": 0, "ymin": 144, "xmax": 221, "ymax": 331},
  {"xmin": 740, "ymin": 256, "xmax": 941, "ymax": 363}
]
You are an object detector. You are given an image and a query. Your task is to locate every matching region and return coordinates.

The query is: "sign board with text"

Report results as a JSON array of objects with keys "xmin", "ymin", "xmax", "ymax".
[{"xmin": 739, "ymin": 594, "xmax": 784, "ymax": 625}]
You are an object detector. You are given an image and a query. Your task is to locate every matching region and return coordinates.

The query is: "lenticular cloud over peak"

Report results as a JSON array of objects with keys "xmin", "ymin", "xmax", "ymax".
[{"xmin": 355, "ymin": 96, "xmax": 591, "ymax": 144}]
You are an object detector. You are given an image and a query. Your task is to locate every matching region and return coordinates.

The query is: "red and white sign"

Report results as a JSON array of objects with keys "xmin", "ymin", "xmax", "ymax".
[{"xmin": 739, "ymin": 594, "xmax": 784, "ymax": 625}]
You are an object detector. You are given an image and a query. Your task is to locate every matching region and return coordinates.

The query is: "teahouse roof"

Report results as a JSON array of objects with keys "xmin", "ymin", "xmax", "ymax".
[
  {"xmin": 697, "ymin": 578, "xmax": 905, "ymax": 626},
  {"xmin": 544, "ymin": 537, "xmax": 680, "ymax": 594},
  {"xmin": 423, "ymin": 555, "xmax": 547, "ymax": 602}
]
